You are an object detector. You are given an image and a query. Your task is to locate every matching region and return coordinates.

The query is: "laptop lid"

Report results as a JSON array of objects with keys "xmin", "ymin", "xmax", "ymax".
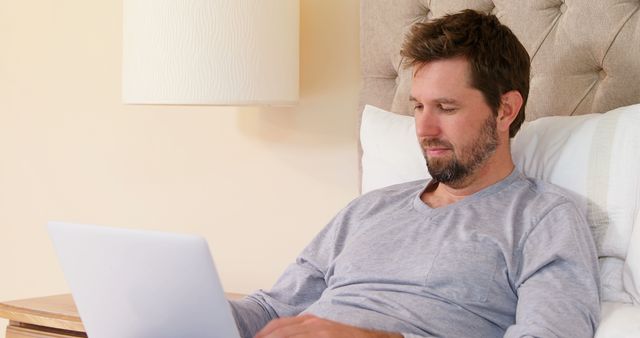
[{"xmin": 47, "ymin": 221, "xmax": 241, "ymax": 338}]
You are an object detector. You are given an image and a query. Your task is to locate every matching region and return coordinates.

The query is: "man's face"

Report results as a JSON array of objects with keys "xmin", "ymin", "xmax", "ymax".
[{"xmin": 410, "ymin": 57, "xmax": 499, "ymax": 188}]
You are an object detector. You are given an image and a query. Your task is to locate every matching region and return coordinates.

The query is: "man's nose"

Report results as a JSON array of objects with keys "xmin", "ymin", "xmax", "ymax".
[{"xmin": 415, "ymin": 110, "xmax": 441, "ymax": 137}]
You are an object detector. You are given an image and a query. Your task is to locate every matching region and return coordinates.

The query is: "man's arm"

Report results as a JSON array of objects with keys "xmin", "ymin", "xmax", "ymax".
[
  {"xmin": 229, "ymin": 204, "xmax": 356, "ymax": 338},
  {"xmin": 230, "ymin": 194, "xmax": 439, "ymax": 338},
  {"xmin": 229, "ymin": 256, "xmax": 330, "ymax": 338},
  {"xmin": 505, "ymin": 202, "xmax": 600, "ymax": 337}
]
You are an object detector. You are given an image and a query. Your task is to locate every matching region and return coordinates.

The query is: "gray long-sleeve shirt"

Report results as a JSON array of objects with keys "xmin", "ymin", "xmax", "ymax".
[{"xmin": 230, "ymin": 170, "xmax": 600, "ymax": 337}]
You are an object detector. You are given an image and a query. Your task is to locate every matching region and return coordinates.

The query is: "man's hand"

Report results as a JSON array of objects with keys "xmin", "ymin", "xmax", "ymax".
[{"xmin": 254, "ymin": 314, "xmax": 403, "ymax": 338}]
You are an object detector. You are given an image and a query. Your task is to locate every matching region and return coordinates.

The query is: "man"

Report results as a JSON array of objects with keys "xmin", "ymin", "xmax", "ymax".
[{"xmin": 230, "ymin": 10, "xmax": 600, "ymax": 338}]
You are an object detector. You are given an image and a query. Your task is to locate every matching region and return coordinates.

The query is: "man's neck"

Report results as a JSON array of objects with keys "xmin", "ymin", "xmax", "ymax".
[{"xmin": 421, "ymin": 155, "xmax": 515, "ymax": 209}]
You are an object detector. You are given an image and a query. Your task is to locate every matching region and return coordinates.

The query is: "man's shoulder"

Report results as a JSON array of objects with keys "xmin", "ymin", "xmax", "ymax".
[
  {"xmin": 512, "ymin": 173, "xmax": 587, "ymax": 217},
  {"xmin": 516, "ymin": 174, "xmax": 579, "ymax": 200},
  {"xmin": 340, "ymin": 179, "xmax": 428, "ymax": 214},
  {"xmin": 326, "ymin": 180, "xmax": 428, "ymax": 232},
  {"xmin": 360, "ymin": 179, "xmax": 428, "ymax": 201}
]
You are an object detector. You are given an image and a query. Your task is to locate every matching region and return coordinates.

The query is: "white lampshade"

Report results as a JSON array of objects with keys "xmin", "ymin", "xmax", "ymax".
[{"xmin": 122, "ymin": 0, "xmax": 299, "ymax": 105}]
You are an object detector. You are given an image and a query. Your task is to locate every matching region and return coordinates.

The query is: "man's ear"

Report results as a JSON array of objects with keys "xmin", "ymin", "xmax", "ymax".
[{"xmin": 497, "ymin": 90, "xmax": 523, "ymax": 134}]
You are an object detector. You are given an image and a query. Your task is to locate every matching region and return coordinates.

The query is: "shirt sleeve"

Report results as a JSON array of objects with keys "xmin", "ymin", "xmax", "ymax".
[
  {"xmin": 229, "ymin": 203, "xmax": 356, "ymax": 338},
  {"xmin": 401, "ymin": 333, "xmax": 436, "ymax": 338},
  {"xmin": 504, "ymin": 201, "xmax": 601, "ymax": 338}
]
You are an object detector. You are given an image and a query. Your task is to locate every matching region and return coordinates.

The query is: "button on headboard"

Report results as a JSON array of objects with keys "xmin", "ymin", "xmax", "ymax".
[{"xmin": 359, "ymin": 0, "xmax": 640, "ymax": 120}]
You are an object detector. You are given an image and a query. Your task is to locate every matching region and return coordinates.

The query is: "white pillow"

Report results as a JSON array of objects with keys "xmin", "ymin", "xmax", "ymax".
[
  {"xmin": 359, "ymin": 103, "xmax": 640, "ymax": 304},
  {"xmin": 512, "ymin": 104, "xmax": 640, "ymax": 304},
  {"xmin": 360, "ymin": 105, "xmax": 427, "ymax": 194}
]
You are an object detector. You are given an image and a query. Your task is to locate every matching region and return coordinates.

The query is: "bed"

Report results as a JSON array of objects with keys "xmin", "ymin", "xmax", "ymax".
[{"xmin": 358, "ymin": 1, "xmax": 640, "ymax": 336}]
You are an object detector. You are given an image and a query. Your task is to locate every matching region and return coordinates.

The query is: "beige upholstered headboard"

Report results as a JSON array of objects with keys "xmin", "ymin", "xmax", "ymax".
[{"xmin": 359, "ymin": 0, "xmax": 640, "ymax": 120}]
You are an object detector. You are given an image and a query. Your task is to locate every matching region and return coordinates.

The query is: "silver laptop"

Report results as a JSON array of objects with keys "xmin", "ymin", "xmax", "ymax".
[{"xmin": 47, "ymin": 221, "xmax": 241, "ymax": 338}]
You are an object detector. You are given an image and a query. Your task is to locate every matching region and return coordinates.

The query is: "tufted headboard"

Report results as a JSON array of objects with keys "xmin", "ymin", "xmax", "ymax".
[{"xmin": 359, "ymin": 0, "xmax": 640, "ymax": 120}]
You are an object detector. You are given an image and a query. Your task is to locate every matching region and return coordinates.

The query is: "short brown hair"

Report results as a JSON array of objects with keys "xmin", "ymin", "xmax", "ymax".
[{"xmin": 401, "ymin": 10, "xmax": 530, "ymax": 138}]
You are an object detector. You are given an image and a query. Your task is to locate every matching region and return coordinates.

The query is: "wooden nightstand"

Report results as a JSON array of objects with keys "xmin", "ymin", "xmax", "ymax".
[{"xmin": 0, "ymin": 293, "xmax": 245, "ymax": 338}]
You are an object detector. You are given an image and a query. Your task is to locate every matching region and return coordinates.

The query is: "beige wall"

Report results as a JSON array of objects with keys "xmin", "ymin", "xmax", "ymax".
[{"xmin": 0, "ymin": 0, "xmax": 360, "ymax": 334}]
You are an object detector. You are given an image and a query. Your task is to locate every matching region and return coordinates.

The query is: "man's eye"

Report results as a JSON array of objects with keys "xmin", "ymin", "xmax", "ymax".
[
  {"xmin": 439, "ymin": 105, "xmax": 456, "ymax": 113},
  {"xmin": 413, "ymin": 104, "xmax": 424, "ymax": 112}
]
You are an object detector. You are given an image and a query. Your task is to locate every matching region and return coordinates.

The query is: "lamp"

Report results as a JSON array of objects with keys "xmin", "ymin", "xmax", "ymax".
[{"xmin": 122, "ymin": 0, "xmax": 299, "ymax": 106}]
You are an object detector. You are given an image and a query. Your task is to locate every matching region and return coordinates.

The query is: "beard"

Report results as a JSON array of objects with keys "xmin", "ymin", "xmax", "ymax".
[{"xmin": 422, "ymin": 114, "xmax": 499, "ymax": 188}]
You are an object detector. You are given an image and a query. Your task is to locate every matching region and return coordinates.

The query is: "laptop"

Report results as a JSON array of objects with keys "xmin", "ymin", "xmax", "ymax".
[{"xmin": 47, "ymin": 221, "xmax": 241, "ymax": 338}]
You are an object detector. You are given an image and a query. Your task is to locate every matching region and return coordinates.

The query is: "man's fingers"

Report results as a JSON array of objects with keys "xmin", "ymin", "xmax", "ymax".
[{"xmin": 255, "ymin": 314, "xmax": 317, "ymax": 338}]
